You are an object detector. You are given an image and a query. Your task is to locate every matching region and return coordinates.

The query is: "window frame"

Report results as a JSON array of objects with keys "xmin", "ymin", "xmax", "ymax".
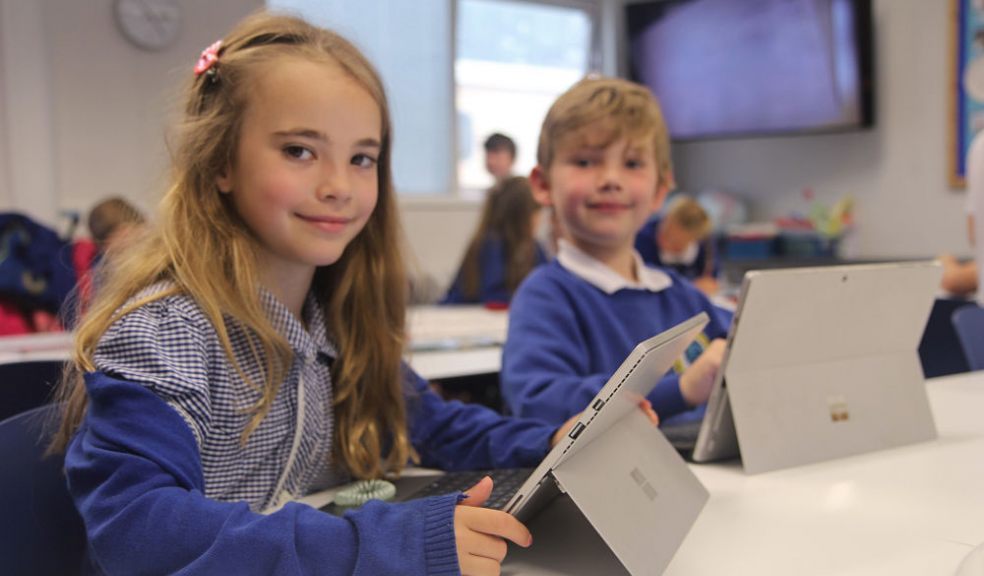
[{"xmin": 441, "ymin": 0, "xmax": 603, "ymax": 202}]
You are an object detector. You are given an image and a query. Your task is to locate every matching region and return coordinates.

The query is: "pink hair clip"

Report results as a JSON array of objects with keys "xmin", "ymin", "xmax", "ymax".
[{"xmin": 194, "ymin": 40, "xmax": 222, "ymax": 76}]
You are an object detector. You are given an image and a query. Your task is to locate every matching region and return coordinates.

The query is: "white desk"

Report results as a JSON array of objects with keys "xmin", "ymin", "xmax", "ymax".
[
  {"xmin": 0, "ymin": 306, "xmax": 508, "ymax": 380},
  {"xmin": 404, "ymin": 305, "xmax": 508, "ymax": 380},
  {"xmin": 0, "ymin": 332, "xmax": 73, "ymax": 364},
  {"xmin": 664, "ymin": 372, "xmax": 984, "ymax": 575},
  {"xmin": 498, "ymin": 372, "xmax": 984, "ymax": 575},
  {"xmin": 299, "ymin": 374, "xmax": 983, "ymax": 574}
]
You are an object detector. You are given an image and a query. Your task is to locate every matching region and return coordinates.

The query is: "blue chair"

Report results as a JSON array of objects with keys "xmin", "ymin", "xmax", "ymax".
[
  {"xmin": 919, "ymin": 298, "xmax": 974, "ymax": 377},
  {"xmin": 953, "ymin": 305, "xmax": 984, "ymax": 372},
  {"xmin": 0, "ymin": 404, "xmax": 85, "ymax": 576},
  {"xmin": 0, "ymin": 360, "xmax": 67, "ymax": 422}
]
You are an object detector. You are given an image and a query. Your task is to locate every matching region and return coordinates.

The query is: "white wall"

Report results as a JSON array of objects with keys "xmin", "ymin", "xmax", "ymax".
[
  {"xmin": 401, "ymin": 199, "xmax": 481, "ymax": 291},
  {"xmin": 0, "ymin": 2, "xmax": 8, "ymax": 209},
  {"xmin": 1, "ymin": 0, "xmax": 57, "ymax": 222},
  {"xmin": 0, "ymin": 0, "xmax": 262, "ymax": 227},
  {"xmin": 670, "ymin": 0, "xmax": 965, "ymax": 260}
]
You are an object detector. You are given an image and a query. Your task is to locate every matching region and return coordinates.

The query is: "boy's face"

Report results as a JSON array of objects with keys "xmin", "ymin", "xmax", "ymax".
[
  {"xmin": 657, "ymin": 218, "xmax": 697, "ymax": 254},
  {"xmin": 485, "ymin": 148, "xmax": 515, "ymax": 181},
  {"xmin": 531, "ymin": 130, "xmax": 668, "ymax": 260}
]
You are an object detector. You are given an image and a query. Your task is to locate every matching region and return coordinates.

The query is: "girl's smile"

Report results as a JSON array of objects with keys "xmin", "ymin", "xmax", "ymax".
[{"xmin": 296, "ymin": 213, "xmax": 354, "ymax": 234}]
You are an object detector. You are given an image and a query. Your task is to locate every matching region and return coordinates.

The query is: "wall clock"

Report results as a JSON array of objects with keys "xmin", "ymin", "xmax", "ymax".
[{"xmin": 114, "ymin": 0, "xmax": 181, "ymax": 51}]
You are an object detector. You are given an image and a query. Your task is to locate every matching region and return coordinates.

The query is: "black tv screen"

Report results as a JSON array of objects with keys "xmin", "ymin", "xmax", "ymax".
[{"xmin": 625, "ymin": 0, "xmax": 875, "ymax": 140}]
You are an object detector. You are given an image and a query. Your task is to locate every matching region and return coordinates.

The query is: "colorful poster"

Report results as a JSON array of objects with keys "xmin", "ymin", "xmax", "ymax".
[{"xmin": 951, "ymin": 0, "xmax": 984, "ymax": 187}]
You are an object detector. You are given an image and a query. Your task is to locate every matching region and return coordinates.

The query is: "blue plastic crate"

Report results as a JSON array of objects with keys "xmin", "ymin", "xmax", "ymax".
[
  {"xmin": 778, "ymin": 234, "xmax": 839, "ymax": 258},
  {"xmin": 723, "ymin": 238, "xmax": 776, "ymax": 260}
]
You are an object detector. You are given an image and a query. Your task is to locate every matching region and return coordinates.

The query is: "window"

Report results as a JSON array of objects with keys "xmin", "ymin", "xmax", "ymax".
[
  {"xmin": 268, "ymin": 0, "xmax": 453, "ymax": 196},
  {"xmin": 455, "ymin": 0, "xmax": 599, "ymax": 194},
  {"xmin": 268, "ymin": 0, "xmax": 599, "ymax": 196}
]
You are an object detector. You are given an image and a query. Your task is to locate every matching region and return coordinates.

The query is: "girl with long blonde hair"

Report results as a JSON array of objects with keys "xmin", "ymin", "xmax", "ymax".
[{"xmin": 52, "ymin": 12, "xmax": 575, "ymax": 575}]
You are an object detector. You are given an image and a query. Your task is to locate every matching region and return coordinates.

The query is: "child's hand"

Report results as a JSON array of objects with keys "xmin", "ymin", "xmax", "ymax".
[
  {"xmin": 551, "ymin": 400, "xmax": 658, "ymax": 447},
  {"xmin": 692, "ymin": 276, "xmax": 720, "ymax": 297},
  {"xmin": 551, "ymin": 413, "xmax": 581, "ymax": 447},
  {"xmin": 637, "ymin": 398, "xmax": 659, "ymax": 425},
  {"xmin": 938, "ymin": 253, "xmax": 959, "ymax": 270},
  {"xmin": 455, "ymin": 476, "xmax": 532, "ymax": 575},
  {"xmin": 679, "ymin": 338, "xmax": 727, "ymax": 406}
]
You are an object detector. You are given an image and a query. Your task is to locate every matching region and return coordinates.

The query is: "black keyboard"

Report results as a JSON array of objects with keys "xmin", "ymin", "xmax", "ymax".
[
  {"xmin": 406, "ymin": 468, "xmax": 533, "ymax": 510},
  {"xmin": 660, "ymin": 419, "xmax": 703, "ymax": 452}
]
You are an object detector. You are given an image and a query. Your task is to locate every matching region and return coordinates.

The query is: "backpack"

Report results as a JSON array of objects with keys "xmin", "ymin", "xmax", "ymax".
[{"xmin": 0, "ymin": 213, "xmax": 78, "ymax": 314}]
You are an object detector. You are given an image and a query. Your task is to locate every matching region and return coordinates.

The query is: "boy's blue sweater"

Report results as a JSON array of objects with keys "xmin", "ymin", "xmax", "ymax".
[
  {"xmin": 66, "ymin": 369, "xmax": 554, "ymax": 575},
  {"xmin": 501, "ymin": 260, "xmax": 732, "ymax": 425}
]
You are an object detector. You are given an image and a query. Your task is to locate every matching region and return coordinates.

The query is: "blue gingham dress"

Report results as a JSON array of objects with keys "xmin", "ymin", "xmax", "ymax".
[{"xmin": 93, "ymin": 283, "xmax": 337, "ymax": 512}]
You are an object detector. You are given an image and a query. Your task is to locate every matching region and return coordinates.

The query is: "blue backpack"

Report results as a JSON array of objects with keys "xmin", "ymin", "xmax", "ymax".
[{"xmin": 0, "ymin": 213, "xmax": 77, "ymax": 313}]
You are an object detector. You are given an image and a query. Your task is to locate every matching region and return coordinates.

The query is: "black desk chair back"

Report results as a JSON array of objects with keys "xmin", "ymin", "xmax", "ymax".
[
  {"xmin": 0, "ymin": 360, "xmax": 66, "ymax": 422},
  {"xmin": 953, "ymin": 305, "xmax": 984, "ymax": 372},
  {"xmin": 919, "ymin": 297, "xmax": 974, "ymax": 377},
  {"xmin": 0, "ymin": 404, "xmax": 85, "ymax": 576}
]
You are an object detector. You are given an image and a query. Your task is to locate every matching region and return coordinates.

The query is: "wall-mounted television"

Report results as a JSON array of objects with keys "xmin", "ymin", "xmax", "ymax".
[{"xmin": 625, "ymin": 0, "xmax": 875, "ymax": 140}]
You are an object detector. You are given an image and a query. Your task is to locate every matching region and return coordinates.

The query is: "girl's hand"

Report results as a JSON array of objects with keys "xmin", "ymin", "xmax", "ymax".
[
  {"xmin": 679, "ymin": 338, "xmax": 727, "ymax": 406},
  {"xmin": 455, "ymin": 476, "xmax": 532, "ymax": 575}
]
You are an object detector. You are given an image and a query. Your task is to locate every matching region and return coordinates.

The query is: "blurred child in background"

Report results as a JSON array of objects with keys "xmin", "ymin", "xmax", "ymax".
[
  {"xmin": 635, "ymin": 194, "xmax": 719, "ymax": 297},
  {"xmin": 483, "ymin": 132, "xmax": 517, "ymax": 183},
  {"xmin": 443, "ymin": 176, "xmax": 548, "ymax": 306},
  {"xmin": 87, "ymin": 196, "xmax": 146, "ymax": 257}
]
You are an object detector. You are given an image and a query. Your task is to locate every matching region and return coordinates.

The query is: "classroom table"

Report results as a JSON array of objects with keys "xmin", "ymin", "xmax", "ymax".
[
  {"xmin": 0, "ymin": 332, "xmax": 74, "ymax": 365},
  {"xmin": 12, "ymin": 312, "xmax": 983, "ymax": 573},
  {"xmin": 0, "ymin": 306, "xmax": 508, "ymax": 381},
  {"xmin": 503, "ymin": 371, "xmax": 984, "ymax": 575},
  {"xmin": 404, "ymin": 305, "xmax": 508, "ymax": 380},
  {"xmin": 302, "ymin": 371, "xmax": 984, "ymax": 575}
]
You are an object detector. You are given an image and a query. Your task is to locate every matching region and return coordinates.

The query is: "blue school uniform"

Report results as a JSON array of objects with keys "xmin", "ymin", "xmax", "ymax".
[
  {"xmin": 441, "ymin": 238, "xmax": 548, "ymax": 305},
  {"xmin": 66, "ymin": 284, "xmax": 555, "ymax": 575},
  {"xmin": 634, "ymin": 216, "xmax": 719, "ymax": 281},
  {"xmin": 501, "ymin": 240, "xmax": 732, "ymax": 425}
]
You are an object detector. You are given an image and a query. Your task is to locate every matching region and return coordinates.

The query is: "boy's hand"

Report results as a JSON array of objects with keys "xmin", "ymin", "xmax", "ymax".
[
  {"xmin": 455, "ymin": 476, "xmax": 532, "ymax": 575},
  {"xmin": 551, "ymin": 413, "xmax": 581, "ymax": 447},
  {"xmin": 692, "ymin": 276, "xmax": 720, "ymax": 297},
  {"xmin": 938, "ymin": 253, "xmax": 959, "ymax": 271},
  {"xmin": 637, "ymin": 398, "xmax": 659, "ymax": 425},
  {"xmin": 679, "ymin": 338, "xmax": 727, "ymax": 406}
]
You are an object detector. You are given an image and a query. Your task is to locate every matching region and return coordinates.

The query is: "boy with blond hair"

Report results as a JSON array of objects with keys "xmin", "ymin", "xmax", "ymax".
[
  {"xmin": 501, "ymin": 76, "xmax": 732, "ymax": 425},
  {"xmin": 635, "ymin": 194, "xmax": 720, "ymax": 296}
]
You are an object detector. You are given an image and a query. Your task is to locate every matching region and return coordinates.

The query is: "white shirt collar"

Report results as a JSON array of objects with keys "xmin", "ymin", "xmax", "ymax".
[
  {"xmin": 556, "ymin": 239, "xmax": 673, "ymax": 295},
  {"xmin": 659, "ymin": 241, "xmax": 700, "ymax": 265}
]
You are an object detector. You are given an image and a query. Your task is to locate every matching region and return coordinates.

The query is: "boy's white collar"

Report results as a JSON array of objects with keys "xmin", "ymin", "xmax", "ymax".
[{"xmin": 556, "ymin": 239, "xmax": 673, "ymax": 295}]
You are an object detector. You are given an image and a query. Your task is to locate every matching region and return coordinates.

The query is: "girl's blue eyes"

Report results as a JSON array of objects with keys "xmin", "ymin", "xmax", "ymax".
[
  {"xmin": 351, "ymin": 154, "xmax": 377, "ymax": 169},
  {"xmin": 282, "ymin": 146, "xmax": 377, "ymax": 169},
  {"xmin": 284, "ymin": 145, "xmax": 314, "ymax": 160}
]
